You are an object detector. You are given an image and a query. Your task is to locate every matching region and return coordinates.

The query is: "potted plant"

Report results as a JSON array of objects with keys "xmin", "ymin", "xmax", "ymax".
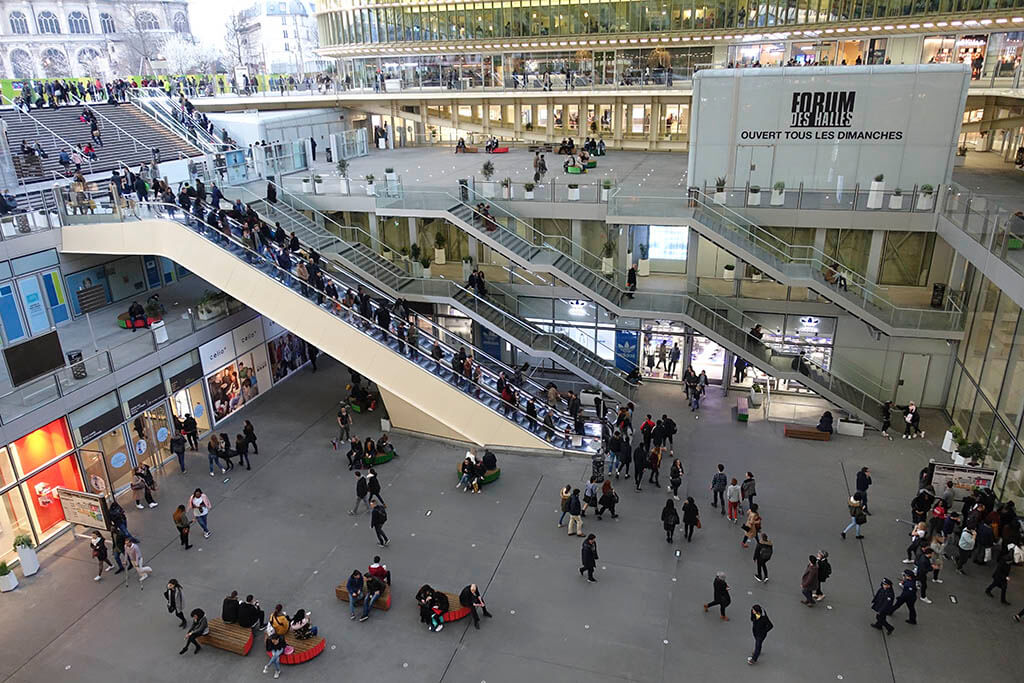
[
  {"xmin": 750, "ymin": 267, "xmax": 763, "ymax": 282},
  {"xmin": 301, "ymin": 175, "xmax": 313, "ymax": 193},
  {"xmin": 434, "ymin": 231, "xmax": 447, "ymax": 265},
  {"xmin": 568, "ymin": 183, "xmax": 580, "ymax": 201},
  {"xmin": 770, "ymin": 181, "xmax": 785, "ymax": 206},
  {"xmin": 525, "ymin": 121, "xmax": 534, "ymax": 131},
  {"xmin": 637, "ymin": 243, "xmax": 650, "ymax": 276},
  {"xmin": 481, "ymin": 161, "xmax": 496, "ymax": 198},
  {"xmin": 365, "ymin": 174, "xmax": 376, "ymax": 196},
  {"xmin": 867, "ymin": 173, "xmax": 885, "ymax": 209},
  {"xmin": 13, "ymin": 535, "xmax": 38, "ymax": 576},
  {"xmin": 601, "ymin": 179, "xmax": 612, "ymax": 202},
  {"xmin": 889, "ymin": 187, "xmax": 904, "ymax": 210},
  {"xmin": 748, "ymin": 383, "xmax": 764, "ymax": 407},
  {"xmin": 197, "ymin": 290, "xmax": 227, "ymax": 320},
  {"xmin": 601, "ymin": 239, "xmax": 615, "ymax": 275},
  {"xmin": 312, "ymin": 174, "xmax": 323, "ymax": 194},
  {"xmin": 385, "ymin": 166, "xmax": 397, "ymax": 181},
  {"xmin": 723, "ymin": 263, "xmax": 735, "ymax": 280},
  {"xmin": 144, "ymin": 301, "xmax": 163, "ymax": 322},
  {"xmin": 420, "ymin": 255, "xmax": 433, "ymax": 279},
  {"xmin": 714, "ymin": 176, "xmax": 727, "ymax": 204},
  {"xmin": 337, "ymin": 159, "xmax": 350, "ymax": 194},
  {"xmin": 382, "ymin": 245, "xmax": 393, "ymax": 262},
  {"xmin": 957, "ymin": 440, "xmax": 987, "ymax": 466},
  {"xmin": 0, "ymin": 562, "xmax": 17, "ymax": 592},
  {"xmin": 410, "ymin": 244, "xmax": 423, "ymax": 276},
  {"xmin": 917, "ymin": 184, "xmax": 935, "ymax": 211},
  {"xmin": 524, "ymin": 182, "xmax": 535, "ymax": 200},
  {"xmin": 501, "ymin": 177, "xmax": 513, "ymax": 200},
  {"xmin": 942, "ymin": 424, "xmax": 963, "ymax": 454},
  {"xmin": 462, "ymin": 256, "xmax": 474, "ymax": 280},
  {"xmin": 747, "ymin": 185, "xmax": 762, "ymax": 206}
]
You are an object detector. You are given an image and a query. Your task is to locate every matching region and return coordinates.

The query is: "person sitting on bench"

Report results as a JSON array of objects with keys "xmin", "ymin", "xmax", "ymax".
[
  {"xmin": 222, "ymin": 590, "xmax": 241, "ymax": 623},
  {"xmin": 459, "ymin": 583, "xmax": 493, "ymax": 629},
  {"xmin": 368, "ymin": 555, "xmax": 391, "ymax": 585},
  {"xmin": 455, "ymin": 138, "xmax": 467, "ymax": 154},
  {"xmin": 579, "ymin": 149, "xmax": 590, "ymax": 163},
  {"xmin": 376, "ymin": 434, "xmax": 396, "ymax": 458},
  {"xmin": 429, "ymin": 591, "xmax": 449, "ymax": 632},
  {"xmin": 346, "ymin": 436, "xmax": 363, "ymax": 470},
  {"xmin": 817, "ymin": 410, "xmax": 834, "ymax": 434},
  {"xmin": 237, "ymin": 595, "xmax": 266, "ymax": 630},
  {"xmin": 128, "ymin": 300, "xmax": 148, "ymax": 330},
  {"xmin": 457, "ymin": 453, "xmax": 478, "ymax": 491},
  {"xmin": 416, "ymin": 584, "xmax": 436, "ymax": 626},
  {"xmin": 346, "ymin": 570, "xmax": 366, "ymax": 620},
  {"xmin": 557, "ymin": 138, "xmax": 570, "ymax": 154},
  {"xmin": 289, "ymin": 608, "xmax": 318, "ymax": 639},
  {"xmin": 350, "ymin": 384, "xmax": 372, "ymax": 411},
  {"xmin": 482, "ymin": 449, "xmax": 497, "ymax": 472},
  {"xmin": 359, "ymin": 575, "xmax": 386, "ymax": 622},
  {"xmin": 362, "ymin": 437, "xmax": 377, "ymax": 467}
]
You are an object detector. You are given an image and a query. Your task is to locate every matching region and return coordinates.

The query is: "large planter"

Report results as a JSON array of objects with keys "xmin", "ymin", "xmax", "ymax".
[
  {"xmin": 378, "ymin": 139, "xmax": 387, "ymax": 150},
  {"xmin": 301, "ymin": 179, "xmax": 313, "ymax": 193},
  {"xmin": 434, "ymin": 248, "xmax": 447, "ymax": 265},
  {"xmin": 916, "ymin": 193, "xmax": 934, "ymax": 211},
  {"xmin": 602, "ymin": 257, "xmax": 614, "ymax": 275},
  {"xmin": 568, "ymin": 187, "xmax": 581, "ymax": 201},
  {"xmin": 0, "ymin": 573, "xmax": 17, "ymax": 592},
  {"xmin": 422, "ymin": 266, "xmax": 432, "ymax": 278},
  {"xmin": 748, "ymin": 388, "xmax": 763, "ymax": 407},
  {"xmin": 836, "ymin": 418, "xmax": 865, "ymax": 437},
  {"xmin": 867, "ymin": 180, "xmax": 885, "ymax": 209},
  {"xmin": 770, "ymin": 189, "xmax": 785, "ymax": 206},
  {"xmin": 747, "ymin": 191, "xmax": 762, "ymax": 206},
  {"xmin": 888, "ymin": 194, "xmax": 904, "ymax": 210},
  {"xmin": 482, "ymin": 181, "xmax": 496, "ymax": 198},
  {"xmin": 524, "ymin": 190, "xmax": 534, "ymax": 200},
  {"xmin": 366, "ymin": 182, "xmax": 376, "ymax": 196},
  {"xmin": 382, "ymin": 249, "xmax": 393, "ymax": 262},
  {"xmin": 380, "ymin": 418, "xmax": 391, "ymax": 432},
  {"xmin": 942, "ymin": 430, "xmax": 956, "ymax": 453},
  {"xmin": 713, "ymin": 190, "xmax": 726, "ymax": 204},
  {"xmin": 600, "ymin": 188, "xmax": 610, "ymax": 201},
  {"xmin": 723, "ymin": 265, "xmax": 735, "ymax": 280},
  {"xmin": 16, "ymin": 547, "xmax": 38, "ymax": 576},
  {"xmin": 638, "ymin": 259, "xmax": 650, "ymax": 277},
  {"xmin": 339, "ymin": 178, "xmax": 350, "ymax": 194},
  {"xmin": 501, "ymin": 185, "xmax": 512, "ymax": 200}
]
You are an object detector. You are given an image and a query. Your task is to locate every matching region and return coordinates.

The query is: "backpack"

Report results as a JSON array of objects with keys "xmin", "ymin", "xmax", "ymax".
[
  {"xmin": 758, "ymin": 543, "xmax": 773, "ymax": 561},
  {"xmin": 817, "ymin": 558, "xmax": 832, "ymax": 582}
]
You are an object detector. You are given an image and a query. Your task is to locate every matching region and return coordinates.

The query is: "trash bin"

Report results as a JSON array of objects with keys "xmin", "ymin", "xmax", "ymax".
[
  {"xmin": 66, "ymin": 350, "xmax": 87, "ymax": 380},
  {"xmin": 151, "ymin": 320, "xmax": 168, "ymax": 344},
  {"xmin": 459, "ymin": 179, "xmax": 469, "ymax": 202},
  {"xmin": 931, "ymin": 283, "xmax": 946, "ymax": 309},
  {"xmin": 591, "ymin": 451, "xmax": 605, "ymax": 482}
]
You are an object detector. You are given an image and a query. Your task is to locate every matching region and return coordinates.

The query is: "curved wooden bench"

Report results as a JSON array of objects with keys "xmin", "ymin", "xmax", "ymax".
[
  {"xmin": 416, "ymin": 591, "xmax": 470, "ymax": 623},
  {"xmin": 784, "ymin": 424, "xmax": 831, "ymax": 441},
  {"xmin": 197, "ymin": 618, "xmax": 253, "ymax": 655},
  {"xmin": 336, "ymin": 578, "xmax": 392, "ymax": 610},
  {"xmin": 457, "ymin": 462, "xmax": 501, "ymax": 485},
  {"xmin": 272, "ymin": 636, "xmax": 325, "ymax": 665}
]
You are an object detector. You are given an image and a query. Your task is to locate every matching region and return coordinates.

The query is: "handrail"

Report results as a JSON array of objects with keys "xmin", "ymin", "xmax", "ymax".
[
  {"xmin": 116, "ymin": 201, "xmax": 601, "ymax": 450},
  {"xmin": 1, "ymin": 93, "xmax": 95, "ymax": 176},
  {"xmin": 234, "ymin": 179, "xmax": 637, "ymax": 386},
  {"xmin": 127, "ymin": 88, "xmax": 228, "ymax": 155}
]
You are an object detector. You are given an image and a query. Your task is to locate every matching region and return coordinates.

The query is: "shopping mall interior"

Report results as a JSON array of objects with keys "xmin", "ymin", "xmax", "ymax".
[{"xmin": 1, "ymin": 3, "xmax": 1024, "ymax": 681}]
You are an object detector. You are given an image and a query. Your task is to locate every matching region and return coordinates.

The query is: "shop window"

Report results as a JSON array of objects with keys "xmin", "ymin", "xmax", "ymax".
[
  {"xmin": 648, "ymin": 225, "xmax": 688, "ymax": 260},
  {"xmin": 0, "ymin": 487, "xmax": 33, "ymax": 564},
  {"xmin": 81, "ymin": 428, "xmax": 132, "ymax": 494},
  {"xmin": 0, "ymin": 447, "xmax": 15, "ymax": 487},
  {"xmin": 170, "ymin": 382, "xmax": 211, "ymax": 435},
  {"xmin": 69, "ymin": 392, "xmax": 123, "ymax": 446},
  {"xmin": 130, "ymin": 404, "xmax": 173, "ymax": 470},
  {"xmin": 10, "ymin": 419, "xmax": 73, "ymax": 477},
  {"xmin": 21, "ymin": 455, "xmax": 84, "ymax": 537}
]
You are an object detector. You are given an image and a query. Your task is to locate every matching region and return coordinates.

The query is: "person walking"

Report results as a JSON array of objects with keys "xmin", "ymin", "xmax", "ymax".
[
  {"xmin": 703, "ymin": 572, "xmax": 731, "ymax": 620},
  {"xmin": 870, "ymin": 578, "xmax": 896, "ymax": 634},
  {"xmin": 582, "ymin": 477, "xmax": 598, "ymax": 517},
  {"xmin": 813, "ymin": 550, "xmax": 831, "ymax": 601},
  {"xmin": 648, "ymin": 446, "xmax": 662, "ymax": 488},
  {"xmin": 800, "ymin": 555, "xmax": 819, "ymax": 606},
  {"xmin": 130, "ymin": 466, "xmax": 158, "ymax": 509},
  {"xmin": 984, "ymin": 547, "xmax": 1013, "ymax": 604},
  {"xmin": 682, "ymin": 496, "xmax": 700, "ymax": 542},
  {"xmin": 173, "ymin": 504, "xmax": 193, "ymax": 549},
  {"xmin": 595, "ymin": 480, "xmax": 619, "ymax": 519},
  {"xmin": 182, "ymin": 414, "xmax": 199, "ymax": 450},
  {"xmin": 711, "ymin": 464, "xmax": 727, "ymax": 514},
  {"xmin": 632, "ymin": 443, "xmax": 647, "ymax": 492},
  {"xmin": 747, "ymin": 605, "xmax": 773, "ymax": 665},
  {"xmin": 841, "ymin": 492, "xmax": 866, "ymax": 539},
  {"xmin": 855, "ymin": 467, "xmax": 872, "ymax": 515},
  {"xmin": 668, "ymin": 459, "xmax": 683, "ymax": 500},
  {"xmin": 189, "ymin": 488, "xmax": 212, "ymax": 538},
  {"xmin": 567, "ymin": 488, "xmax": 584, "ymax": 537},
  {"xmin": 370, "ymin": 500, "xmax": 389, "ymax": 546},
  {"xmin": 164, "ymin": 579, "xmax": 188, "ymax": 628},
  {"xmin": 234, "ymin": 434, "xmax": 251, "ymax": 470},
  {"xmin": 333, "ymin": 405, "xmax": 352, "ymax": 448},
  {"xmin": 264, "ymin": 631, "xmax": 286, "ymax": 678},
  {"xmin": 914, "ymin": 547, "xmax": 937, "ymax": 604},
  {"xmin": 741, "ymin": 504, "xmax": 761, "ymax": 549},
  {"xmin": 243, "ymin": 419, "xmax": 259, "ymax": 455},
  {"xmin": 740, "ymin": 472, "xmax": 757, "ymax": 514},
  {"xmin": 726, "ymin": 478, "xmax": 741, "ymax": 522},
  {"xmin": 179, "ymin": 608, "xmax": 208, "ymax": 655},
  {"xmin": 579, "ymin": 533, "xmax": 598, "ymax": 582},
  {"xmin": 124, "ymin": 538, "xmax": 153, "ymax": 583},
  {"xmin": 753, "ymin": 533, "xmax": 773, "ymax": 583},
  {"xmin": 661, "ymin": 498, "xmax": 680, "ymax": 543},
  {"xmin": 89, "ymin": 530, "xmax": 115, "ymax": 580},
  {"xmin": 170, "ymin": 430, "xmax": 187, "ymax": 473},
  {"xmin": 891, "ymin": 569, "xmax": 918, "ymax": 625},
  {"xmin": 367, "ymin": 468, "xmax": 385, "ymax": 505},
  {"xmin": 557, "ymin": 484, "xmax": 572, "ymax": 527},
  {"xmin": 350, "ymin": 471, "xmax": 370, "ymax": 514}
]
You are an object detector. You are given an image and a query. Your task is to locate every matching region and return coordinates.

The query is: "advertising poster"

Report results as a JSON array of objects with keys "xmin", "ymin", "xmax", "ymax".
[
  {"xmin": 267, "ymin": 332, "xmax": 308, "ymax": 383},
  {"xmin": 199, "ymin": 332, "xmax": 236, "ymax": 375},
  {"xmin": 235, "ymin": 351, "xmax": 262, "ymax": 402},
  {"xmin": 614, "ymin": 329, "xmax": 640, "ymax": 373},
  {"xmin": 57, "ymin": 488, "xmax": 109, "ymax": 530},
  {"xmin": 931, "ymin": 463, "xmax": 997, "ymax": 502},
  {"xmin": 232, "ymin": 317, "xmax": 265, "ymax": 356},
  {"xmin": 206, "ymin": 362, "xmax": 243, "ymax": 423}
]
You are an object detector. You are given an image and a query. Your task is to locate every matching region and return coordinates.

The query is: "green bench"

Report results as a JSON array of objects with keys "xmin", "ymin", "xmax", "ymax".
[
  {"xmin": 567, "ymin": 166, "xmax": 583, "ymax": 174},
  {"xmin": 457, "ymin": 462, "xmax": 501, "ymax": 485},
  {"xmin": 585, "ymin": 160, "xmax": 597, "ymax": 168}
]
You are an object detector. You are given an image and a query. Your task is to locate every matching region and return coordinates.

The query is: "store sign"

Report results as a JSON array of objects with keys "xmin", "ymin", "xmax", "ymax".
[
  {"xmin": 262, "ymin": 316, "xmax": 286, "ymax": 341},
  {"xmin": 168, "ymin": 360, "xmax": 203, "ymax": 393},
  {"xmin": 78, "ymin": 406, "xmax": 124, "ymax": 444},
  {"xmin": 57, "ymin": 488, "xmax": 109, "ymax": 530},
  {"xmin": 199, "ymin": 332, "xmax": 236, "ymax": 374},
  {"xmin": 615, "ymin": 329, "xmax": 640, "ymax": 373},
  {"xmin": 232, "ymin": 317, "xmax": 265, "ymax": 356},
  {"xmin": 125, "ymin": 383, "xmax": 166, "ymax": 417},
  {"xmin": 741, "ymin": 88, "xmax": 902, "ymax": 142}
]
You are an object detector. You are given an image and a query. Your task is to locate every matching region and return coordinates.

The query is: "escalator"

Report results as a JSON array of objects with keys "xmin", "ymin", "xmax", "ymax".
[{"xmin": 60, "ymin": 203, "xmax": 604, "ymax": 452}]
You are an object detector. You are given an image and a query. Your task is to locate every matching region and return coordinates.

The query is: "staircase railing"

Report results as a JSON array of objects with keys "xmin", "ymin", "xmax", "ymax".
[{"xmin": 126, "ymin": 87, "xmax": 228, "ymax": 155}]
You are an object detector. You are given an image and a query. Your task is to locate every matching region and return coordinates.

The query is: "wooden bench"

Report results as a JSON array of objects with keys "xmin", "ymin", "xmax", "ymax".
[
  {"xmin": 272, "ymin": 635, "xmax": 326, "ymax": 665},
  {"xmin": 457, "ymin": 462, "xmax": 501, "ymax": 485},
  {"xmin": 336, "ymin": 578, "xmax": 392, "ymax": 611},
  {"xmin": 784, "ymin": 424, "xmax": 831, "ymax": 441},
  {"xmin": 736, "ymin": 397, "xmax": 749, "ymax": 422},
  {"xmin": 416, "ymin": 591, "xmax": 471, "ymax": 623},
  {"xmin": 197, "ymin": 618, "xmax": 253, "ymax": 655}
]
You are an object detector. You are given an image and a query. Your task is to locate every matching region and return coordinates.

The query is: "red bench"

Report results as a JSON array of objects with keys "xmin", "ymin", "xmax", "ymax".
[
  {"xmin": 491, "ymin": 147, "xmax": 509, "ymax": 153},
  {"xmin": 271, "ymin": 636, "xmax": 325, "ymax": 665},
  {"xmin": 418, "ymin": 591, "xmax": 471, "ymax": 623}
]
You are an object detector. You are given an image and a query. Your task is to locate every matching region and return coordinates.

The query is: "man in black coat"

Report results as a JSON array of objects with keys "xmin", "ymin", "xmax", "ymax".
[
  {"xmin": 459, "ymin": 583, "xmax": 492, "ymax": 629},
  {"xmin": 579, "ymin": 534, "xmax": 598, "ymax": 582},
  {"xmin": 748, "ymin": 605, "xmax": 773, "ymax": 664},
  {"xmin": 170, "ymin": 431, "xmax": 187, "ymax": 473},
  {"xmin": 626, "ymin": 264, "xmax": 637, "ymax": 298},
  {"xmin": 985, "ymin": 548, "xmax": 1014, "ymax": 604},
  {"xmin": 855, "ymin": 467, "xmax": 872, "ymax": 515},
  {"xmin": 891, "ymin": 570, "xmax": 918, "ymax": 625},
  {"xmin": 370, "ymin": 500, "xmax": 389, "ymax": 546},
  {"xmin": 632, "ymin": 443, "xmax": 647, "ymax": 491},
  {"xmin": 870, "ymin": 578, "xmax": 895, "ymax": 634},
  {"xmin": 350, "ymin": 471, "xmax": 369, "ymax": 514}
]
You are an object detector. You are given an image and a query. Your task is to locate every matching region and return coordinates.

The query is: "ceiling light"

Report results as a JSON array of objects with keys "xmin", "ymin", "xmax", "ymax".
[
  {"xmin": 883, "ymin": 25, "xmax": 894, "ymax": 30},
  {"xmin": 923, "ymin": 22, "xmax": 934, "ymax": 27},
  {"xmin": 896, "ymin": 24, "xmax": 907, "ymax": 29},
  {"xmin": 872, "ymin": 26, "xmax": 882, "ymax": 30},
  {"xmin": 910, "ymin": 23, "xmax": 920, "ymax": 28},
  {"xmin": 996, "ymin": 18, "xmax": 1008, "ymax": 23},
  {"xmin": 837, "ymin": 28, "xmax": 846, "ymax": 32}
]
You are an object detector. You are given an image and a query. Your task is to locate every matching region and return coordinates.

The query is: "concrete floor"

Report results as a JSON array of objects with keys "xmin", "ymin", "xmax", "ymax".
[{"xmin": 1, "ymin": 353, "xmax": 1015, "ymax": 683}]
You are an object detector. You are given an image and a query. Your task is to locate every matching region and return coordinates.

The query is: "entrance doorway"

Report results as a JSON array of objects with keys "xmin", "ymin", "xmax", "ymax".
[{"xmin": 735, "ymin": 145, "xmax": 775, "ymax": 188}]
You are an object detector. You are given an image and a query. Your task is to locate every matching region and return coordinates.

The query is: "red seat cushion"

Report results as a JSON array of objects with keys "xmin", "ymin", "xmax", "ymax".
[
  {"xmin": 492, "ymin": 147, "xmax": 509, "ymax": 153},
  {"xmin": 443, "ymin": 607, "xmax": 471, "ymax": 622}
]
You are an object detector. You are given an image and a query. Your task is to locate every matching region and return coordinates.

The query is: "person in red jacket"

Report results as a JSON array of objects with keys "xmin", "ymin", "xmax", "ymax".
[{"xmin": 367, "ymin": 555, "xmax": 391, "ymax": 585}]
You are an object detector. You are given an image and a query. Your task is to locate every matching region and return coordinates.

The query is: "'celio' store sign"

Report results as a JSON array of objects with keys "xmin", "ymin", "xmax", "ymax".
[{"xmin": 740, "ymin": 90, "xmax": 903, "ymax": 142}]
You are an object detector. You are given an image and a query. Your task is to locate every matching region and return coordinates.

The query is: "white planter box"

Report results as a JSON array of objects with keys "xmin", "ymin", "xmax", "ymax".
[
  {"xmin": 748, "ymin": 388, "xmax": 763, "ymax": 407},
  {"xmin": 916, "ymin": 194, "xmax": 934, "ymax": 211},
  {"xmin": 482, "ymin": 181, "xmax": 496, "ymax": 198},
  {"xmin": 16, "ymin": 547, "xmax": 38, "ymax": 576},
  {"xmin": 339, "ymin": 178, "xmax": 350, "ymax": 194},
  {"xmin": 867, "ymin": 180, "xmax": 885, "ymax": 209},
  {"xmin": 747, "ymin": 191, "xmax": 762, "ymax": 206},
  {"xmin": 0, "ymin": 573, "xmax": 17, "ymax": 592},
  {"xmin": 888, "ymin": 194, "xmax": 904, "ymax": 210},
  {"xmin": 382, "ymin": 250, "xmax": 393, "ymax": 262},
  {"xmin": 312, "ymin": 182, "xmax": 322, "ymax": 194},
  {"xmin": 380, "ymin": 418, "xmax": 391, "ymax": 432},
  {"xmin": 301, "ymin": 179, "xmax": 312, "ymax": 193},
  {"xmin": 723, "ymin": 266, "xmax": 735, "ymax": 280},
  {"xmin": 713, "ymin": 191, "xmax": 726, "ymax": 204},
  {"xmin": 942, "ymin": 430, "xmax": 956, "ymax": 453},
  {"xmin": 602, "ymin": 257, "xmax": 614, "ymax": 274},
  {"xmin": 422, "ymin": 266, "xmax": 432, "ymax": 278},
  {"xmin": 836, "ymin": 419, "xmax": 865, "ymax": 437},
  {"xmin": 752, "ymin": 273, "xmax": 762, "ymax": 282},
  {"xmin": 568, "ymin": 188, "xmax": 580, "ymax": 201},
  {"xmin": 412, "ymin": 262, "xmax": 424, "ymax": 277},
  {"xmin": 524, "ymin": 190, "xmax": 534, "ymax": 200},
  {"xmin": 434, "ymin": 248, "xmax": 447, "ymax": 265},
  {"xmin": 601, "ymin": 188, "xmax": 610, "ymax": 201},
  {"xmin": 770, "ymin": 189, "xmax": 785, "ymax": 206},
  {"xmin": 502, "ymin": 185, "xmax": 512, "ymax": 199},
  {"xmin": 366, "ymin": 182, "xmax": 376, "ymax": 196},
  {"xmin": 385, "ymin": 172, "xmax": 397, "ymax": 183},
  {"xmin": 378, "ymin": 139, "xmax": 387, "ymax": 150},
  {"xmin": 638, "ymin": 259, "xmax": 650, "ymax": 277}
]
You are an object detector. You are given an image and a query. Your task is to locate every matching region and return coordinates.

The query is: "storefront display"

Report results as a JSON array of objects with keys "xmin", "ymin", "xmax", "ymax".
[
  {"xmin": 639, "ymin": 322, "xmax": 725, "ymax": 383},
  {"xmin": 738, "ymin": 313, "xmax": 837, "ymax": 395},
  {"xmin": 267, "ymin": 332, "xmax": 309, "ymax": 383},
  {"xmin": 21, "ymin": 454, "xmax": 84, "ymax": 539},
  {"xmin": 10, "ymin": 418, "xmax": 74, "ymax": 476},
  {"xmin": 80, "ymin": 427, "xmax": 132, "ymax": 494},
  {"xmin": 129, "ymin": 404, "xmax": 174, "ymax": 471},
  {"xmin": 170, "ymin": 381, "xmax": 211, "ymax": 435},
  {"xmin": 207, "ymin": 362, "xmax": 243, "ymax": 423}
]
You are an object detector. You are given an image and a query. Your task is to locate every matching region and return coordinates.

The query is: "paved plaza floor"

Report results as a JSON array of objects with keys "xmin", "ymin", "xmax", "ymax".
[{"xmin": 0, "ymin": 356, "xmax": 1016, "ymax": 683}]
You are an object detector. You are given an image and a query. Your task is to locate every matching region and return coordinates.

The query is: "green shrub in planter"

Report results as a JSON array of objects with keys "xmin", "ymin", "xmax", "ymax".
[
  {"xmin": 420, "ymin": 255, "xmax": 432, "ymax": 268},
  {"xmin": 0, "ymin": 562, "xmax": 9, "ymax": 576},
  {"xmin": 410, "ymin": 243, "xmax": 421, "ymax": 261},
  {"xmin": 715, "ymin": 176, "xmax": 726, "ymax": 192},
  {"xmin": 749, "ymin": 185, "xmax": 760, "ymax": 194},
  {"xmin": 874, "ymin": 173, "xmax": 884, "ymax": 182},
  {"xmin": 568, "ymin": 183, "xmax": 579, "ymax": 189},
  {"xmin": 434, "ymin": 232, "xmax": 447, "ymax": 249},
  {"xmin": 921, "ymin": 184, "xmax": 934, "ymax": 195},
  {"xmin": 602, "ymin": 179, "xmax": 612, "ymax": 189},
  {"xmin": 12, "ymin": 534, "xmax": 33, "ymax": 550},
  {"xmin": 385, "ymin": 167, "xmax": 394, "ymax": 174},
  {"xmin": 773, "ymin": 181, "xmax": 785, "ymax": 192},
  {"xmin": 893, "ymin": 188, "xmax": 902, "ymax": 196},
  {"xmin": 337, "ymin": 159, "xmax": 349, "ymax": 177},
  {"xmin": 602, "ymin": 240, "xmax": 616, "ymax": 258},
  {"xmin": 365, "ymin": 174, "xmax": 375, "ymax": 182},
  {"xmin": 481, "ymin": 161, "xmax": 495, "ymax": 181},
  {"xmin": 524, "ymin": 182, "xmax": 535, "ymax": 192}
]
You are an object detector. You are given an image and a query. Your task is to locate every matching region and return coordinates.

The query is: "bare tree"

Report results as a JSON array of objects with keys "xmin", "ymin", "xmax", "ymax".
[
  {"xmin": 223, "ymin": 12, "xmax": 246, "ymax": 72},
  {"xmin": 161, "ymin": 34, "xmax": 195, "ymax": 75},
  {"xmin": 115, "ymin": 0, "xmax": 165, "ymax": 73}
]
